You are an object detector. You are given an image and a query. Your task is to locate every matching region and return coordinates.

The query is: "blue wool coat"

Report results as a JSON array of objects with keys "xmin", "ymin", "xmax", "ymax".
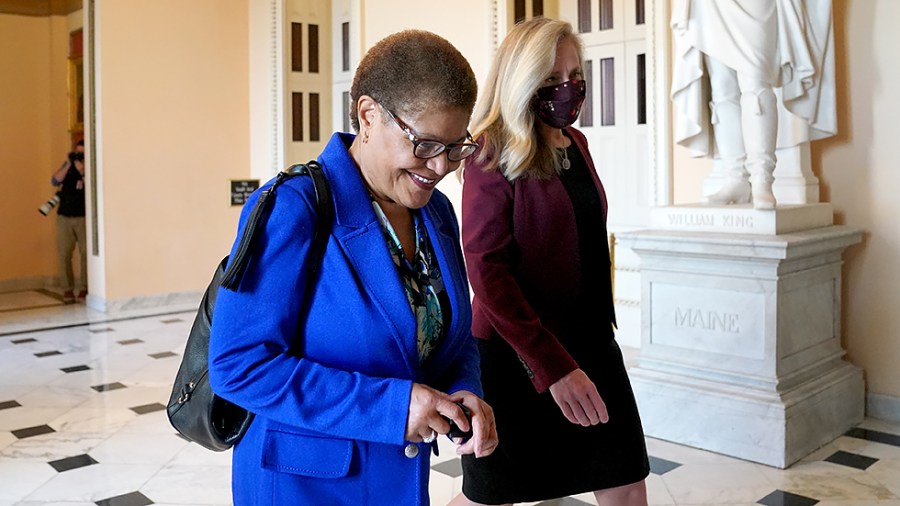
[{"xmin": 208, "ymin": 133, "xmax": 482, "ymax": 505}]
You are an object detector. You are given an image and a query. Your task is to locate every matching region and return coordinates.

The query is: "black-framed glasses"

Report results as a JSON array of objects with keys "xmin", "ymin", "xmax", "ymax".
[{"xmin": 380, "ymin": 105, "xmax": 479, "ymax": 162}]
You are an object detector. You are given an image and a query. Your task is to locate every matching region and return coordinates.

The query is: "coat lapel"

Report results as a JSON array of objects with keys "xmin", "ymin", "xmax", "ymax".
[
  {"xmin": 337, "ymin": 225, "xmax": 420, "ymax": 378},
  {"xmin": 318, "ymin": 133, "xmax": 420, "ymax": 378}
]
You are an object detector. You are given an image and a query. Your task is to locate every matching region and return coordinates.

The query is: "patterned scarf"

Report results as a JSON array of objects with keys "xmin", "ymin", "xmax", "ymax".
[{"xmin": 371, "ymin": 202, "xmax": 445, "ymax": 362}]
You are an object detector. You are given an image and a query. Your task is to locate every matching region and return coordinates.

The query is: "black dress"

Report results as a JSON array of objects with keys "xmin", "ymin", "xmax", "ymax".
[{"xmin": 460, "ymin": 142, "xmax": 650, "ymax": 504}]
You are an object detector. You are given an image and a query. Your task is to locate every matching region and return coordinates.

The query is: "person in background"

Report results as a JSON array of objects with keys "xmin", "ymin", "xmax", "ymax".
[
  {"xmin": 51, "ymin": 139, "xmax": 87, "ymax": 303},
  {"xmin": 208, "ymin": 30, "xmax": 497, "ymax": 506},
  {"xmin": 454, "ymin": 17, "xmax": 649, "ymax": 506}
]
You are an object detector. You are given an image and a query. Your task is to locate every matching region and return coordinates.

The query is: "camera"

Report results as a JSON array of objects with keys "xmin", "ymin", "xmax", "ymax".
[
  {"xmin": 68, "ymin": 151, "xmax": 84, "ymax": 163},
  {"xmin": 38, "ymin": 193, "xmax": 61, "ymax": 216}
]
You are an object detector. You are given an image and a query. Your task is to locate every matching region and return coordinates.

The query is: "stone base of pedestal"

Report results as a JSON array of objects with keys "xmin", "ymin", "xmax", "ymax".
[
  {"xmin": 630, "ymin": 360, "xmax": 864, "ymax": 468},
  {"xmin": 618, "ymin": 222, "xmax": 864, "ymax": 469}
]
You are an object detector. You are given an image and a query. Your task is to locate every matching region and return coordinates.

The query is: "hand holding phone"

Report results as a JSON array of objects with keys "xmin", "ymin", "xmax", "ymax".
[{"xmin": 443, "ymin": 402, "xmax": 473, "ymax": 440}]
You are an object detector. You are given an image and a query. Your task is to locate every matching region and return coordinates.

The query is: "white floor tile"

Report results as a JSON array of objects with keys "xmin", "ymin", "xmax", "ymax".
[
  {"xmin": 0, "ymin": 460, "xmax": 57, "ymax": 502},
  {"xmin": 141, "ymin": 464, "xmax": 233, "ymax": 505},
  {"xmin": 21, "ymin": 463, "xmax": 160, "ymax": 503}
]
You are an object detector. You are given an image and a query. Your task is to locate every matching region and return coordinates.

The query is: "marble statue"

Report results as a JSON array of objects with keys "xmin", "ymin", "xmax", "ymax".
[{"xmin": 671, "ymin": 0, "xmax": 836, "ymax": 210}]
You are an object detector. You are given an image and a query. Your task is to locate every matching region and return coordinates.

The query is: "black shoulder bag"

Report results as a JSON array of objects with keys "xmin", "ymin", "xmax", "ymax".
[{"xmin": 166, "ymin": 161, "xmax": 333, "ymax": 451}]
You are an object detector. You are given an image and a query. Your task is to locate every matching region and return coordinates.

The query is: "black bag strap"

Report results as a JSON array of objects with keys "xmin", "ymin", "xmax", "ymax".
[
  {"xmin": 300, "ymin": 161, "xmax": 334, "ymax": 284},
  {"xmin": 220, "ymin": 160, "xmax": 332, "ymax": 291}
]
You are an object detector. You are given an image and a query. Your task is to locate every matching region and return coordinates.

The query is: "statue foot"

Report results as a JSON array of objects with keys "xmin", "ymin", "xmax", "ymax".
[
  {"xmin": 705, "ymin": 180, "xmax": 751, "ymax": 205},
  {"xmin": 751, "ymin": 183, "xmax": 777, "ymax": 210}
]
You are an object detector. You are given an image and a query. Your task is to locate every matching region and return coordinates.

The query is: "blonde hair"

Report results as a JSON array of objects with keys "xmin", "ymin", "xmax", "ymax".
[{"xmin": 468, "ymin": 17, "xmax": 584, "ymax": 181}]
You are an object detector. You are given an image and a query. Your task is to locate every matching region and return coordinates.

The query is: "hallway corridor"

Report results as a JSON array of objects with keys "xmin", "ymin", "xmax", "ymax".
[{"xmin": 1, "ymin": 291, "xmax": 899, "ymax": 506}]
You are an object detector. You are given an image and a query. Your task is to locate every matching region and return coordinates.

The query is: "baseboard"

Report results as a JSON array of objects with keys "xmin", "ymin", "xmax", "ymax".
[
  {"xmin": 0, "ymin": 276, "xmax": 58, "ymax": 293},
  {"xmin": 867, "ymin": 393, "xmax": 900, "ymax": 423},
  {"xmin": 86, "ymin": 290, "xmax": 203, "ymax": 314}
]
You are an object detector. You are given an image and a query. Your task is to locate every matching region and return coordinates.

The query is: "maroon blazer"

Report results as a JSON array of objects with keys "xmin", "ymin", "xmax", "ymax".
[{"xmin": 461, "ymin": 127, "xmax": 611, "ymax": 393}]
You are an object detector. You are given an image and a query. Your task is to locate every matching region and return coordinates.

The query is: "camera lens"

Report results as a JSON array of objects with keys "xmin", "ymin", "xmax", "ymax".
[{"xmin": 38, "ymin": 194, "xmax": 61, "ymax": 216}]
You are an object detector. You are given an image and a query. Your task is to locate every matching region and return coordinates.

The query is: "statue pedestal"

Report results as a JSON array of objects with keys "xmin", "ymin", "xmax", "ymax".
[{"xmin": 618, "ymin": 206, "xmax": 864, "ymax": 468}]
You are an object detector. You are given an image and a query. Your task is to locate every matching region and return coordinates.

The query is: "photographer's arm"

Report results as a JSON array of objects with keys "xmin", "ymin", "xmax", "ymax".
[{"xmin": 51, "ymin": 160, "xmax": 71, "ymax": 186}]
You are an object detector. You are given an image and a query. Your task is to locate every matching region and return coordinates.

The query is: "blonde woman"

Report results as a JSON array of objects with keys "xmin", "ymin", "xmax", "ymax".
[{"xmin": 453, "ymin": 17, "xmax": 649, "ymax": 506}]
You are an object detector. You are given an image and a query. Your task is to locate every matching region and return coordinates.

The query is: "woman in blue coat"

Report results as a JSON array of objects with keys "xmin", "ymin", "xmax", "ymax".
[{"xmin": 208, "ymin": 30, "xmax": 497, "ymax": 505}]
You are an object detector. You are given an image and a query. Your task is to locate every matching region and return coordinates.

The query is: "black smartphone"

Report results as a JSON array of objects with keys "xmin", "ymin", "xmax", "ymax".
[{"xmin": 444, "ymin": 402, "xmax": 473, "ymax": 440}]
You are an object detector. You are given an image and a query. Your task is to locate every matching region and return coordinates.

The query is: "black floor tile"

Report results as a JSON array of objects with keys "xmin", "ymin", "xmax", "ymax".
[
  {"xmin": 149, "ymin": 351, "xmax": 177, "ymax": 359},
  {"xmin": 89, "ymin": 327, "xmax": 115, "ymax": 333},
  {"xmin": 846, "ymin": 427, "xmax": 900, "ymax": 448},
  {"xmin": 12, "ymin": 424, "xmax": 55, "ymax": 439},
  {"xmin": 49, "ymin": 453, "xmax": 98, "ymax": 472},
  {"xmin": 95, "ymin": 491, "xmax": 154, "ymax": 506},
  {"xmin": 535, "ymin": 498, "xmax": 593, "ymax": 506},
  {"xmin": 0, "ymin": 400, "xmax": 22, "ymax": 410},
  {"xmin": 160, "ymin": 318, "xmax": 183, "ymax": 324},
  {"xmin": 92, "ymin": 382, "xmax": 127, "ymax": 392},
  {"xmin": 117, "ymin": 338, "xmax": 143, "ymax": 345},
  {"xmin": 649, "ymin": 455, "xmax": 681, "ymax": 475},
  {"xmin": 824, "ymin": 450, "xmax": 879, "ymax": 470},
  {"xmin": 131, "ymin": 402, "xmax": 166, "ymax": 415},
  {"xmin": 34, "ymin": 350, "xmax": 62, "ymax": 357},
  {"xmin": 61, "ymin": 364, "xmax": 91, "ymax": 373},
  {"xmin": 11, "ymin": 337, "xmax": 37, "ymax": 344},
  {"xmin": 431, "ymin": 457, "xmax": 463, "ymax": 478},
  {"xmin": 757, "ymin": 489, "xmax": 818, "ymax": 506}
]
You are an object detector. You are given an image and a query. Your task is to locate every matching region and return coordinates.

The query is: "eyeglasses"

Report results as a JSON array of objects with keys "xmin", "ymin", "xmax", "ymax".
[{"xmin": 380, "ymin": 105, "xmax": 479, "ymax": 162}]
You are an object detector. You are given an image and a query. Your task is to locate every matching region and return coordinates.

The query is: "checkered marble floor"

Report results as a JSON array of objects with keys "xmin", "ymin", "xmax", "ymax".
[{"xmin": 1, "ymin": 304, "xmax": 900, "ymax": 505}]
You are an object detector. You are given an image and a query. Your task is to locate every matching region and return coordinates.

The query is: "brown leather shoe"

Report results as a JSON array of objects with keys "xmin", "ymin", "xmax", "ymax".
[
  {"xmin": 77, "ymin": 290, "xmax": 88, "ymax": 301},
  {"xmin": 63, "ymin": 290, "xmax": 75, "ymax": 303}
]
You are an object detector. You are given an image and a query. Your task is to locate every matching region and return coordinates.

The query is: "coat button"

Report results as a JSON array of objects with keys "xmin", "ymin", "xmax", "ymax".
[{"xmin": 404, "ymin": 444, "xmax": 419, "ymax": 458}]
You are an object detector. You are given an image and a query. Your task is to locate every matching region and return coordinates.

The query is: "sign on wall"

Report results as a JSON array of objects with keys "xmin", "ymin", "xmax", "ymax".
[{"xmin": 230, "ymin": 180, "xmax": 260, "ymax": 206}]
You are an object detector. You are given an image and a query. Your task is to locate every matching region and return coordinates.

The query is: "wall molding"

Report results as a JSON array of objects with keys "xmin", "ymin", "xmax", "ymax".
[
  {"xmin": 614, "ymin": 297, "xmax": 640, "ymax": 308},
  {"xmin": 491, "ymin": 0, "xmax": 499, "ymax": 52},
  {"xmin": 271, "ymin": 0, "xmax": 282, "ymax": 176},
  {"xmin": 867, "ymin": 393, "xmax": 900, "ymax": 424},
  {"xmin": 0, "ymin": 276, "xmax": 58, "ymax": 293},
  {"xmin": 646, "ymin": 0, "xmax": 672, "ymax": 206},
  {"xmin": 85, "ymin": 290, "xmax": 202, "ymax": 314},
  {"xmin": 87, "ymin": 0, "xmax": 99, "ymax": 255}
]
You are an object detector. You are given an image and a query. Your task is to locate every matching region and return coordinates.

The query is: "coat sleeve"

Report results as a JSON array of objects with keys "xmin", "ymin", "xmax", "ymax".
[
  {"xmin": 428, "ymin": 196, "xmax": 483, "ymax": 398},
  {"xmin": 208, "ymin": 180, "xmax": 412, "ymax": 446},
  {"xmin": 461, "ymin": 152, "xmax": 578, "ymax": 393}
]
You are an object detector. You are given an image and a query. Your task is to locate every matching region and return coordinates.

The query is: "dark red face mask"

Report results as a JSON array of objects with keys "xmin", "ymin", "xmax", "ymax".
[{"xmin": 534, "ymin": 79, "xmax": 587, "ymax": 129}]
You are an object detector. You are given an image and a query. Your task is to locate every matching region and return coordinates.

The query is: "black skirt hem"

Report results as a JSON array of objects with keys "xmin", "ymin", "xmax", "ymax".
[{"xmin": 461, "ymin": 466, "xmax": 650, "ymax": 505}]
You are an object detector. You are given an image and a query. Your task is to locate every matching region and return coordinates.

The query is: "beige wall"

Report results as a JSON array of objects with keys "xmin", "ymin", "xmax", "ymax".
[
  {"xmin": 359, "ymin": 0, "xmax": 495, "ymax": 84},
  {"xmin": 670, "ymin": 0, "xmax": 900, "ymax": 401},
  {"xmin": 811, "ymin": 0, "xmax": 900, "ymax": 399},
  {"xmin": 0, "ymin": 14, "xmax": 71, "ymax": 289},
  {"xmin": 94, "ymin": 0, "xmax": 250, "ymax": 301}
]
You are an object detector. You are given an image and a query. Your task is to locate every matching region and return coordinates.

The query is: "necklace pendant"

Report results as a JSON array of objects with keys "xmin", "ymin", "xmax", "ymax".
[{"xmin": 557, "ymin": 146, "xmax": 571, "ymax": 171}]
